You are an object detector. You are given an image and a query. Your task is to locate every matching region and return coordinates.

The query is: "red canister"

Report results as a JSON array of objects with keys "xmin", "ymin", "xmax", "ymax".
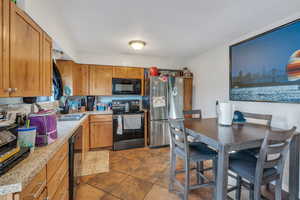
[{"xmin": 149, "ymin": 66, "xmax": 159, "ymax": 76}]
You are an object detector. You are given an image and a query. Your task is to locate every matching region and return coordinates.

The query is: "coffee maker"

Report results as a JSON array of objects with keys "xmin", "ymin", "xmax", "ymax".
[{"xmin": 86, "ymin": 96, "xmax": 95, "ymax": 111}]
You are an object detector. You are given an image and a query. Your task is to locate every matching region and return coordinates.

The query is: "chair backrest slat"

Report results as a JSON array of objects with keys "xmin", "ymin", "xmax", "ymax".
[
  {"xmin": 242, "ymin": 112, "xmax": 272, "ymax": 127},
  {"xmin": 263, "ymin": 156, "xmax": 282, "ymax": 169},
  {"xmin": 267, "ymin": 142, "xmax": 288, "ymax": 154},
  {"xmin": 254, "ymin": 126, "xmax": 296, "ymax": 187},
  {"xmin": 168, "ymin": 119, "xmax": 189, "ymax": 155}
]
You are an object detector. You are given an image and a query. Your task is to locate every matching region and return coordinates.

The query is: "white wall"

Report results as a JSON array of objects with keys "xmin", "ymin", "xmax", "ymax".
[
  {"xmin": 186, "ymin": 13, "xmax": 300, "ymax": 193},
  {"xmin": 75, "ymin": 51, "xmax": 184, "ymax": 69},
  {"xmin": 22, "ymin": 0, "xmax": 77, "ymax": 59}
]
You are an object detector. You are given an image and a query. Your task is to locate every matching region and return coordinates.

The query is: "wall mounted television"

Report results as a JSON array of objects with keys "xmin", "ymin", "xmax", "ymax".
[{"xmin": 230, "ymin": 19, "xmax": 300, "ymax": 103}]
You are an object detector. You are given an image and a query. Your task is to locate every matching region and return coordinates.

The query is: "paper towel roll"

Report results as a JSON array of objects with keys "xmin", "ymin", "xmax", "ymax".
[{"xmin": 218, "ymin": 103, "xmax": 233, "ymax": 126}]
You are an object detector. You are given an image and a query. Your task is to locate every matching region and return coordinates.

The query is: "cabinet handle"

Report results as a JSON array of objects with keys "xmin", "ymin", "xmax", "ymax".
[{"xmin": 11, "ymin": 88, "xmax": 17, "ymax": 92}]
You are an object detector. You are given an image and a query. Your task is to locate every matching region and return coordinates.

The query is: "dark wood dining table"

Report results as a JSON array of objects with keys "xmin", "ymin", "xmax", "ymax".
[{"xmin": 184, "ymin": 118, "xmax": 300, "ymax": 200}]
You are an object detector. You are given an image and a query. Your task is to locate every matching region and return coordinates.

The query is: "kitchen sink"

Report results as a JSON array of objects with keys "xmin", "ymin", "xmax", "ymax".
[{"xmin": 58, "ymin": 113, "xmax": 86, "ymax": 121}]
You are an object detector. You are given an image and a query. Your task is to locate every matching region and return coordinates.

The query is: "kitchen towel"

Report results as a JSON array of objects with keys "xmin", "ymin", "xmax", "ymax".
[
  {"xmin": 123, "ymin": 114, "xmax": 141, "ymax": 130},
  {"xmin": 117, "ymin": 115, "xmax": 123, "ymax": 135}
]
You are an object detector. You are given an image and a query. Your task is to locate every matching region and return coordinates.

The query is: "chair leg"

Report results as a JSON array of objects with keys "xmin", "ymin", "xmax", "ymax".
[
  {"xmin": 169, "ymin": 151, "xmax": 176, "ymax": 192},
  {"xmin": 253, "ymin": 183, "xmax": 261, "ymax": 200},
  {"xmin": 196, "ymin": 161, "xmax": 204, "ymax": 184},
  {"xmin": 249, "ymin": 184, "xmax": 255, "ymax": 200},
  {"xmin": 235, "ymin": 176, "xmax": 242, "ymax": 200},
  {"xmin": 183, "ymin": 158, "xmax": 190, "ymax": 200},
  {"xmin": 275, "ymin": 179, "xmax": 283, "ymax": 200},
  {"xmin": 212, "ymin": 159, "xmax": 218, "ymax": 200}
]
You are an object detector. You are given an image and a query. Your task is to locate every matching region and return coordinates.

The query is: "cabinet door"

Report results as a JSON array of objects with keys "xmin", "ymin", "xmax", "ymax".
[
  {"xmin": 90, "ymin": 121, "xmax": 112, "ymax": 148},
  {"xmin": 113, "ymin": 66, "xmax": 127, "ymax": 78},
  {"xmin": 75, "ymin": 64, "xmax": 89, "ymax": 96},
  {"xmin": 89, "ymin": 65, "xmax": 112, "ymax": 95},
  {"xmin": 10, "ymin": 2, "xmax": 43, "ymax": 97},
  {"xmin": 56, "ymin": 60, "xmax": 74, "ymax": 95},
  {"xmin": 42, "ymin": 33, "xmax": 52, "ymax": 96},
  {"xmin": 127, "ymin": 67, "xmax": 144, "ymax": 79},
  {"xmin": 72, "ymin": 64, "xmax": 81, "ymax": 96},
  {"xmin": 183, "ymin": 78, "xmax": 193, "ymax": 111},
  {"xmin": 80, "ymin": 64, "xmax": 89, "ymax": 95},
  {"xmin": 0, "ymin": 0, "xmax": 10, "ymax": 97}
]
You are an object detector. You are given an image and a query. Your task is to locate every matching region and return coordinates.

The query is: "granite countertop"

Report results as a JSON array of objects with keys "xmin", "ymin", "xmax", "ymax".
[{"xmin": 0, "ymin": 111, "xmax": 112, "ymax": 195}]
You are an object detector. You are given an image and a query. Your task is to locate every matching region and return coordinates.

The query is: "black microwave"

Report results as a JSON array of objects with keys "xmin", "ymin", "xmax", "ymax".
[{"xmin": 112, "ymin": 78, "xmax": 141, "ymax": 95}]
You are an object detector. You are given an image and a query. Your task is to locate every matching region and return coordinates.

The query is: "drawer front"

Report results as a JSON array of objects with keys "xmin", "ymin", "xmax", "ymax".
[
  {"xmin": 90, "ymin": 114, "xmax": 112, "ymax": 122},
  {"xmin": 47, "ymin": 157, "xmax": 68, "ymax": 199},
  {"xmin": 20, "ymin": 166, "xmax": 46, "ymax": 200},
  {"xmin": 47, "ymin": 143, "xmax": 68, "ymax": 182},
  {"xmin": 52, "ymin": 173, "xmax": 69, "ymax": 200}
]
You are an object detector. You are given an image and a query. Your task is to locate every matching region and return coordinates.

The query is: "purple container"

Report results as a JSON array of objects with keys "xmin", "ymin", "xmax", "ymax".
[{"xmin": 28, "ymin": 110, "xmax": 57, "ymax": 146}]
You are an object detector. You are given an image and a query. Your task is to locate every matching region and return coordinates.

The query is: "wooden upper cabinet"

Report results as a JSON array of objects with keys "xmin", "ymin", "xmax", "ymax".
[
  {"xmin": 56, "ymin": 60, "xmax": 89, "ymax": 96},
  {"xmin": 112, "ymin": 66, "xmax": 144, "ymax": 79},
  {"xmin": 127, "ymin": 67, "xmax": 144, "ymax": 79},
  {"xmin": 42, "ymin": 33, "xmax": 53, "ymax": 96},
  {"xmin": 74, "ymin": 64, "xmax": 89, "ymax": 96},
  {"xmin": 0, "ymin": 0, "xmax": 10, "ymax": 97},
  {"xmin": 56, "ymin": 60, "xmax": 74, "ymax": 95},
  {"xmin": 113, "ymin": 66, "xmax": 127, "ymax": 78},
  {"xmin": 183, "ymin": 77, "xmax": 193, "ymax": 111},
  {"xmin": 10, "ymin": 2, "xmax": 44, "ymax": 97},
  {"xmin": 89, "ymin": 65, "xmax": 112, "ymax": 96}
]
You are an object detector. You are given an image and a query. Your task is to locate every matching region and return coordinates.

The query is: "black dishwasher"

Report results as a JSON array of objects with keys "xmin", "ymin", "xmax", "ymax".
[{"xmin": 69, "ymin": 126, "xmax": 82, "ymax": 200}]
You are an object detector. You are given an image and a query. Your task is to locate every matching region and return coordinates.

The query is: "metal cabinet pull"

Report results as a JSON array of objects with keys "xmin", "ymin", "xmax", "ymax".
[{"xmin": 11, "ymin": 88, "xmax": 17, "ymax": 92}]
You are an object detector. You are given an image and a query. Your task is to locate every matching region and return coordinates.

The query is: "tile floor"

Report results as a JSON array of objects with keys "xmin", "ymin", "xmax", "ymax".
[{"xmin": 76, "ymin": 147, "xmax": 285, "ymax": 200}]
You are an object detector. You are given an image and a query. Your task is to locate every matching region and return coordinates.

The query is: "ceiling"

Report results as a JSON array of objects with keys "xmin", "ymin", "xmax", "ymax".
[{"xmin": 55, "ymin": 0, "xmax": 300, "ymax": 58}]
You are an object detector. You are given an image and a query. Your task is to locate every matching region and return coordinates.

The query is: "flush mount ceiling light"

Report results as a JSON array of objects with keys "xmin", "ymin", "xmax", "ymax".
[{"xmin": 129, "ymin": 40, "xmax": 146, "ymax": 50}]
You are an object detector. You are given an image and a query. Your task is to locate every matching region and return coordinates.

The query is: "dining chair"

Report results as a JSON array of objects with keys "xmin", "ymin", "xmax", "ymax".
[
  {"xmin": 228, "ymin": 126, "xmax": 296, "ymax": 200},
  {"xmin": 241, "ymin": 112, "xmax": 273, "ymax": 157},
  {"xmin": 168, "ymin": 118, "xmax": 218, "ymax": 200},
  {"xmin": 183, "ymin": 110, "xmax": 202, "ymax": 120}
]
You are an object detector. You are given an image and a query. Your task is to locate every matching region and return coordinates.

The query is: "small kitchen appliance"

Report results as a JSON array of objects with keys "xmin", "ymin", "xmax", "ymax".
[
  {"xmin": 86, "ymin": 96, "xmax": 95, "ymax": 111},
  {"xmin": 28, "ymin": 110, "xmax": 57, "ymax": 146},
  {"xmin": 217, "ymin": 102, "xmax": 234, "ymax": 126},
  {"xmin": 112, "ymin": 78, "xmax": 141, "ymax": 95}
]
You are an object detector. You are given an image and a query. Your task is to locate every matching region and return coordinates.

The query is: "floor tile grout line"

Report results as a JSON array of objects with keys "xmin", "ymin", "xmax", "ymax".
[{"xmin": 85, "ymin": 182, "xmax": 125, "ymax": 200}]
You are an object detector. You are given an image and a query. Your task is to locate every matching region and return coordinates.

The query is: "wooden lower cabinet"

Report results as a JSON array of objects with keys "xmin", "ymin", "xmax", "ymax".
[
  {"xmin": 19, "ymin": 166, "xmax": 46, "ymax": 200},
  {"xmin": 37, "ymin": 189, "xmax": 47, "ymax": 200},
  {"xmin": 52, "ymin": 173, "xmax": 69, "ymax": 200},
  {"xmin": 89, "ymin": 115, "xmax": 112, "ymax": 148},
  {"xmin": 47, "ymin": 154, "xmax": 68, "ymax": 199}
]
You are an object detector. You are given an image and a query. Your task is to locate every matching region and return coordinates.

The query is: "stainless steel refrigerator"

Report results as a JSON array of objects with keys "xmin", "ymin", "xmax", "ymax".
[{"xmin": 149, "ymin": 76, "xmax": 184, "ymax": 147}]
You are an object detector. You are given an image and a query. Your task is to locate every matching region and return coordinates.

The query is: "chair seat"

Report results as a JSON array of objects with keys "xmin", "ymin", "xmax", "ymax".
[
  {"xmin": 175, "ymin": 142, "xmax": 217, "ymax": 162},
  {"xmin": 229, "ymin": 152, "xmax": 278, "ymax": 183}
]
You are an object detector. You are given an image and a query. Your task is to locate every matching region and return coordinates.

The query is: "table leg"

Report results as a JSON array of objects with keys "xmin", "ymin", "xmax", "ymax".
[
  {"xmin": 289, "ymin": 134, "xmax": 300, "ymax": 200},
  {"xmin": 216, "ymin": 145, "xmax": 229, "ymax": 200}
]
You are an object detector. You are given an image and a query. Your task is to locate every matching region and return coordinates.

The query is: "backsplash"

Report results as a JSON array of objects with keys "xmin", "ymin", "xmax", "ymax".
[{"xmin": 0, "ymin": 101, "xmax": 59, "ymax": 115}]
